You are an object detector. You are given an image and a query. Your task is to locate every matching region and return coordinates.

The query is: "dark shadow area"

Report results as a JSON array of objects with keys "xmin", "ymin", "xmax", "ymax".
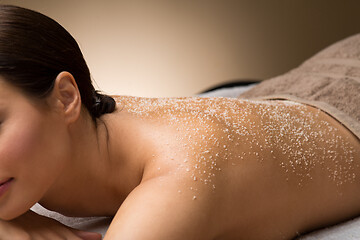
[{"xmin": 198, "ymin": 79, "xmax": 261, "ymax": 94}]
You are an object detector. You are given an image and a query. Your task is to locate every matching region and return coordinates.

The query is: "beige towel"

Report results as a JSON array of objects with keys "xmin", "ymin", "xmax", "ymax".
[{"xmin": 239, "ymin": 34, "xmax": 360, "ymax": 140}]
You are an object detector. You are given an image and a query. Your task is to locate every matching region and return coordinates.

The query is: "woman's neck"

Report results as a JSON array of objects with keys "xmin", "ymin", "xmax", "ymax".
[{"xmin": 38, "ymin": 110, "xmax": 146, "ymax": 217}]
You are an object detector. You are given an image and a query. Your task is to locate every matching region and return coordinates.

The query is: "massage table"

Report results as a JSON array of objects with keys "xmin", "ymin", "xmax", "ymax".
[
  {"xmin": 30, "ymin": 84, "xmax": 360, "ymax": 239},
  {"xmin": 31, "ymin": 33, "xmax": 360, "ymax": 239}
]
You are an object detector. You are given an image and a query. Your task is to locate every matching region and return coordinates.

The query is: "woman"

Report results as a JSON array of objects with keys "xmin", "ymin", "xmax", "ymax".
[{"xmin": 0, "ymin": 5, "xmax": 358, "ymax": 240}]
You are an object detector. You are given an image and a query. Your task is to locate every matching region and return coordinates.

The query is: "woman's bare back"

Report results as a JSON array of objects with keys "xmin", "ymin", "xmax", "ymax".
[{"xmin": 105, "ymin": 96, "xmax": 360, "ymax": 240}]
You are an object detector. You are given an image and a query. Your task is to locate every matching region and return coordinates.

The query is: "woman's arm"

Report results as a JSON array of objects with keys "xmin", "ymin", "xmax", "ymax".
[{"xmin": 104, "ymin": 178, "xmax": 217, "ymax": 240}]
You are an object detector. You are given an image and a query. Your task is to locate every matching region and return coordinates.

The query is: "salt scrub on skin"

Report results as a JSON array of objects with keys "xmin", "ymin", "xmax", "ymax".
[{"xmin": 114, "ymin": 96, "xmax": 358, "ymax": 195}]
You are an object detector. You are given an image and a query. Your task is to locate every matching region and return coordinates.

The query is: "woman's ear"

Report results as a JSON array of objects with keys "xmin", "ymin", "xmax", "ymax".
[{"xmin": 52, "ymin": 71, "xmax": 81, "ymax": 123}]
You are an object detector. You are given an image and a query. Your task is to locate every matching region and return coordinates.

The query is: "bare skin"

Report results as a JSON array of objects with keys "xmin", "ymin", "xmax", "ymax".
[
  {"xmin": 102, "ymin": 96, "xmax": 360, "ymax": 240},
  {"xmin": 0, "ymin": 72, "xmax": 359, "ymax": 240}
]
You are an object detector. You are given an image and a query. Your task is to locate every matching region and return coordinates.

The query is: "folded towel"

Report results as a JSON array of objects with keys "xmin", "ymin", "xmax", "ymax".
[{"xmin": 239, "ymin": 33, "xmax": 360, "ymax": 140}]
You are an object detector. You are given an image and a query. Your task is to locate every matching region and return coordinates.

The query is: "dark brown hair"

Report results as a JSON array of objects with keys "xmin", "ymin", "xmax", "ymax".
[{"xmin": 0, "ymin": 4, "xmax": 115, "ymax": 119}]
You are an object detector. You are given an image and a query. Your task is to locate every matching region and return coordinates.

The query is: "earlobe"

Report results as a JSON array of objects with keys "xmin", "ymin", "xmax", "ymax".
[{"xmin": 53, "ymin": 71, "xmax": 81, "ymax": 123}]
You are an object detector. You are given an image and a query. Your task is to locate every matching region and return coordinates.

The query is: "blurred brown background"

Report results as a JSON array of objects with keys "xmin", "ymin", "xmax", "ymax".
[{"xmin": 1, "ymin": 0, "xmax": 360, "ymax": 97}]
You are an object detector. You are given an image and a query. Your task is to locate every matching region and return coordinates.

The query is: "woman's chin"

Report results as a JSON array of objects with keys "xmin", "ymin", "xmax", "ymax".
[
  {"xmin": 0, "ymin": 206, "xmax": 24, "ymax": 220},
  {"xmin": 0, "ymin": 197, "xmax": 39, "ymax": 221}
]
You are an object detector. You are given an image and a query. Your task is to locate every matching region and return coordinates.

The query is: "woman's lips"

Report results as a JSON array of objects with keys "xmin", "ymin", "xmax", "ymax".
[
  {"xmin": 0, "ymin": 178, "xmax": 13, "ymax": 198},
  {"xmin": 0, "ymin": 178, "xmax": 12, "ymax": 185}
]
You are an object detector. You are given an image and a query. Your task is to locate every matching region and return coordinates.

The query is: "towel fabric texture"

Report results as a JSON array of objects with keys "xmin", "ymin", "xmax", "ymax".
[{"xmin": 239, "ymin": 33, "xmax": 360, "ymax": 141}]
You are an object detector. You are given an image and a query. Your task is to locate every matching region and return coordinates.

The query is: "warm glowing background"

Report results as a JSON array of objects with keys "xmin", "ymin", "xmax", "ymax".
[{"xmin": 1, "ymin": 0, "xmax": 360, "ymax": 97}]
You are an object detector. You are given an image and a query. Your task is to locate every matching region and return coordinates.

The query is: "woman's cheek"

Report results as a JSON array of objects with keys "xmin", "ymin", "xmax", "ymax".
[
  {"xmin": 0, "ymin": 118, "xmax": 49, "ymax": 219},
  {"xmin": 0, "ymin": 121, "xmax": 43, "ymax": 172}
]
